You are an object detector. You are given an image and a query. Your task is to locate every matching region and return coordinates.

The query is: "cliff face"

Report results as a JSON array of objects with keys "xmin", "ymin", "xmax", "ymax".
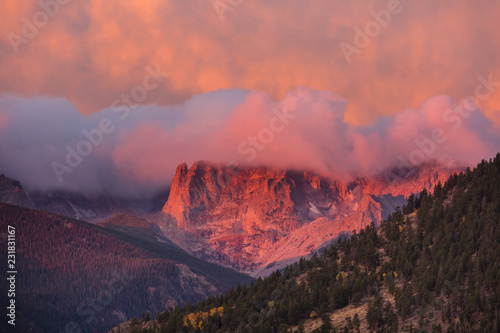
[
  {"xmin": 164, "ymin": 161, "xmax": 346, "ymax": 229},
  {"xmin": 160, "ymin": 161, "xmax": 457, "ymax": 275}
]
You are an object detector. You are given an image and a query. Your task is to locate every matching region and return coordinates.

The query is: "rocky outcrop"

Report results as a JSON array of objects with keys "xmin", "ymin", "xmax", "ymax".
[
  {"xmin": 29, "ymin": 190, "xmax": 133, "ymax": 221},
  {"xmin": 0, "ymin": 173, "xmax": 170, "ymax": 222},
  {"xmin": 159, "ymin": 161, "xmax": 459, "ymax": 276},
  {"xmin": 164, "ymin": 161, "xmax": 346, "ymax": 229},
  {"xmin": 0, "ymin": 174, "xmax": 35, "ymax": 209}
]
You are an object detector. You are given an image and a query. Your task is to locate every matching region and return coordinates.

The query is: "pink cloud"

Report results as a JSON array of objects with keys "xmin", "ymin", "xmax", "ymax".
[
  {"xmin": 0, "ymin": 89, "xmax": 499, "ymax": 194},
  {"xmin": 110, "ymin": 89, "xmax": 500, "ymax": 185}
]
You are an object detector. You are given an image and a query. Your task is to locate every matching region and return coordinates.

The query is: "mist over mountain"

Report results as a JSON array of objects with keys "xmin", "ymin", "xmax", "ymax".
[
  {"xmin": 0, "ymin": 173, "xmax": 169, "ymax": 222},
  {"xmin": 1, "ymin": 90, "xmax": 498, "ymax": 198}
]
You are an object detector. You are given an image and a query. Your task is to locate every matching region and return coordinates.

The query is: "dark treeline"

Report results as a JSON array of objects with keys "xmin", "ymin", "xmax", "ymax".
[
  {"xmin": 0, "ymin": 203, "xmax": 250, "ymax": 333},
  {"xmin": 127, "ymin": 153, "xmax": 500, "ymax": 333}
]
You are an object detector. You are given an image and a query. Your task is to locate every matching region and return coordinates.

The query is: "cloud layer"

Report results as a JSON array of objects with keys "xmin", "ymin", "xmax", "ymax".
[
  {"xmin": 0, "ymin": 89, "xmax": 498, "ymax": 195},
  {"xmin": 0, "ymin": 0, "xmax": 499, "ymax": 125},
  {"xmin": 1, "ymin": 1, "xmax": 500, "ymax": 195}
]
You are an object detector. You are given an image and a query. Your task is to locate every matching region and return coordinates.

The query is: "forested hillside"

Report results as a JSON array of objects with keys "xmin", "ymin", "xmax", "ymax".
[
  {"xmin": 0, "ymin": 204, "xmax": 252, "ymax": 333},
  {"xmin": 119, "ymin": 153, "xmax": 500, "ymax": 333}
]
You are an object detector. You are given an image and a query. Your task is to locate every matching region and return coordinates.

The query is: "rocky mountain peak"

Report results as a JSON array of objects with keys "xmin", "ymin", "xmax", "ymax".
[
  {"xmin": 159, "ymin": 161, "xmax": 460, "ymax": 275},
  {"xmin": 162, "ymin": 163, "xmax": 347, "ymax": 230}
]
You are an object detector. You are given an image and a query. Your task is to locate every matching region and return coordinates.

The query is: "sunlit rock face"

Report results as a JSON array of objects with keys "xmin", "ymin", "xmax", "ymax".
[{"xmin": 160, "ymin": 161, "xmax": 458, "ymax": 276}]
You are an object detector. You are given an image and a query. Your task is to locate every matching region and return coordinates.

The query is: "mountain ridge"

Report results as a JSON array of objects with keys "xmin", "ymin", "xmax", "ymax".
[
  {"xmin": 158, "ymin": 160, "xmax": 460, "ymax": 275},
  {"xmin": 0, "ymin": 202, "xmax": 253, "ymax": 333},
  {"xmin": 0, "ymin": 174, "xmax": 170, "ymax": 222},
  {"xmin": 113, "ymin": 153, "xmax": 500, "ymax": 333},
  {"xmin": 0, "ymin": 161, "xmax": 462, "ymax": 276}
]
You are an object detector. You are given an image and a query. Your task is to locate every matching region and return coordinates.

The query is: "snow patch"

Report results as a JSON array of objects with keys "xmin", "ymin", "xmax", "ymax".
[{"xmin": 309, "ymin": 202, "xmax": 321, "ymax": 215}]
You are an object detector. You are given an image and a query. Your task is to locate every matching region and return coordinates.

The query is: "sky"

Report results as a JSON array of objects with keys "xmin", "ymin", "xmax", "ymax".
[{"xmin": 0, "ymin": 0, "xmax": 499, "ymax": 195}]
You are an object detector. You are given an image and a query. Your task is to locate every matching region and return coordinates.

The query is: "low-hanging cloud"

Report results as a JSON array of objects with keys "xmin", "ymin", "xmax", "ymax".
[{"xmin": 0, "ymin": 88, "xmax": 499, "ymax": 196}]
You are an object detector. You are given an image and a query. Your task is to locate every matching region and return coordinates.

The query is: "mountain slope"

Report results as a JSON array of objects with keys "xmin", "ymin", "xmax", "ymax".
[
  {"xmin": 0, "ymin": 203, "xmax": 252, "ymax": 333},
  {"xmin": 158, "ymin": 161, "xmax": 458, "ymax": 275},
  {"xmin": 99, "ymin": 214, "xmax": 179, "ymax": 249},
  {"xmin": 0, "ymin": 174, "xmax": 35, "ymax": 209},
  {"xmin": 120, "ymin": 153, "xmax": 500, "ymax": 333},
  {"xmin": 28, "ymin": 188, "xmax": 170, "ymax": 222},
  {"xmin": 0, "ymin": 174, "xmax": 170, "ymax": 222},
  {"xmin": 99, "ymin": 214, "xmax": 253, "ymax": 289}
]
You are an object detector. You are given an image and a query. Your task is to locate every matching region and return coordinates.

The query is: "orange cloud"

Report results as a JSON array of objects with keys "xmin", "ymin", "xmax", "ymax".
[{"xmin": 0, "ymin": 0, "xmax": 499, "ymax": 125}]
